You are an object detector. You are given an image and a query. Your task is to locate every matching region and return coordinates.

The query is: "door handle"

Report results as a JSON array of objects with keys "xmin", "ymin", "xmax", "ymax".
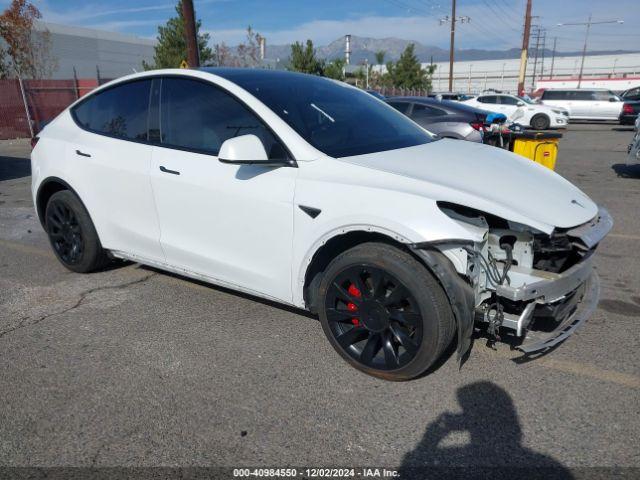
[
  {"xmin": 75, "ymin": 149, "xmax": 91, "ymax": 157},
  {"xmin": 159, "ymin": 165, "xmax": 180, "ymax": 175}
]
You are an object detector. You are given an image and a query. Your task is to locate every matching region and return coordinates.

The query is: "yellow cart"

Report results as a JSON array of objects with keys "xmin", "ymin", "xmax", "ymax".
[{"xmin": 510, "ymin": 131, "xmax": 562, "ymax": 171}]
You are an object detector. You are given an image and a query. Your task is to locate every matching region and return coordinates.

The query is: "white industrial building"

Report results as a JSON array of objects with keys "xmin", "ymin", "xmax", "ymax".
[
  {"xmin": 26, "ymin": 21, "xmax": 640, "ymax": 94},
  {"xmin": 428, "ymin": 53, "xmax": 640, "ymax": 93},
  {"xmin": 33, "ymin": 21, "xmax": 156, "ymax": 79}
]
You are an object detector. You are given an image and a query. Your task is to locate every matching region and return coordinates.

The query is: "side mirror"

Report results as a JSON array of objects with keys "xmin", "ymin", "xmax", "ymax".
[
  {"xmin": 218, "ymin": 134, "xmax": 293, "ymax": 167},
  {"xmin": 517, "ymin": 101, "xmax": 525, "ymax": 107},
  {"xmin": 609, "ymin": 97, "xmax": 619, "ymax": 102}
]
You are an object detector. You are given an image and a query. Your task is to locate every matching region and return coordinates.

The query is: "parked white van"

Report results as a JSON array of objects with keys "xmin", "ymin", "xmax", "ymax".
[{"xmin": 539, "ymin": 89, "xmax": 623, "ymax": 121}]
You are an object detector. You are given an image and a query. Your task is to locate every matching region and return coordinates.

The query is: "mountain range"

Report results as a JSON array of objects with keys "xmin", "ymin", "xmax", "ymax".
[{"xmin": 258, "ymin": 35, "xmax": 638, "ymax": 64}]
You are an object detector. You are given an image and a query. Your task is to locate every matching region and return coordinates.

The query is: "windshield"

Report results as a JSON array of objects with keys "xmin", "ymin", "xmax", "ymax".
[{"xmin": 212, "ymin": 69, "xmax": 435, "ymax": 158}]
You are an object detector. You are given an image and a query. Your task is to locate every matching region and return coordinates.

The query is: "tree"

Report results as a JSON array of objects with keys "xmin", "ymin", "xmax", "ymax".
[
  {"xmin": 0, "ymin": 0, "xmax": 57, "ymax": 78},
  {"xmin": 289, "ymin": 39, "xmax": 323, "ymax": 75},
  {"xmin": 211, "ymin": 26, "xmax": 262, "ymax": 67},
  {"xmin": 143, "ymin": 0, "xmax": 213, "ymax": 69},
  {"xmin": 213, "ymin": 42, "xmax": 232, "ymax": 67},
  {"xmin": 374, "ymin": 50, "xmax": 386, "ymax": 65},
  {"xmin": 385, "ymin": 44, "xmax": 434, "ymax": 91},
  {"xmin": 234, "ymin": 26, "xmax": 261, "ymax": 67},
  {"xmin": 323, "ymin": 58, "xmax": 345, "ymax": 80}
]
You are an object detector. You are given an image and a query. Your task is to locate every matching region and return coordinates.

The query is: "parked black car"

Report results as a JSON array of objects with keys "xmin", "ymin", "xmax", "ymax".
[
  {"xmin": 386, "ymin": 96, "xmax": 493, "ymax": 142},
  {"xmin": 620, "ymin": 102, "xmax": 640, "ymax": 125},
  {"xmin": 621, "ymin": 86, "xmax": 640, "ymax": 102}
]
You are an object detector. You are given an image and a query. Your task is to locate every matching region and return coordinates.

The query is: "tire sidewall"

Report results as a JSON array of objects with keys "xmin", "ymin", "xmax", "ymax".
[
  {"xmin": 318, "ymin": 245, "xmax": 452, "ymax": 381},
  {"xmin": 532, "ymin": 114, "xmax": 550, "ymax": 130},
  {"xmin": 45, "ymin": 190, "xmax": 104, "ymax": 273}
]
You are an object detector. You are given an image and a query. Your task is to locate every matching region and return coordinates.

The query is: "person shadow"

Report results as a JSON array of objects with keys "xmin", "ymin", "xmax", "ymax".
[{"xmin": 397, "ymin": 381, "xmax": 572, "ymax": 480}]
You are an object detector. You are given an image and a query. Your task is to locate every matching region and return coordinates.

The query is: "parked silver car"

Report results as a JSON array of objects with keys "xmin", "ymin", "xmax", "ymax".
[{"xmin": 386, "ymin": 97, "xmax": 492, "ymax": 142}]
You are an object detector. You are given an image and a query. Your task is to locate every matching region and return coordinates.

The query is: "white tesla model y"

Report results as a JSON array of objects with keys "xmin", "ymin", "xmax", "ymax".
[{"xmin": 31, "ymin": 68, "xmax": 611, "ymax": 380}]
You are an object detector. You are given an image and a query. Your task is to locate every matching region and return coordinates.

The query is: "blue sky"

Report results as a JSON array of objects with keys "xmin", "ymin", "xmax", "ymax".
[{"xmin": 6, "ymin": 0, "xmax": 640, "ymax": 50}]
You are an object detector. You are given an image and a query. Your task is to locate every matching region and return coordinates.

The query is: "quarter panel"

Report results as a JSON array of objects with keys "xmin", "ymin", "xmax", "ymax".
[
  {"xmin": 32, "ymin": 111, "xmax": 164, "ymax": 263},
  {"xmin": 291, "ymin": 157, "xmax": 481, "ymax": 307}
]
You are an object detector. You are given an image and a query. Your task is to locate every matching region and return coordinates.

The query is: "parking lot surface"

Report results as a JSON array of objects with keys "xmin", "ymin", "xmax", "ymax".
[{"xmin": 1, "ymin": 125, "xmax": 639, "ymax": 474}]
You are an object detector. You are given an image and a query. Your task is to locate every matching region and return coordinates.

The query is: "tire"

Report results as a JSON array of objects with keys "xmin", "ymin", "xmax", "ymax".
[
  {"xmin": 45, "ymin": 190, "xmax": 110, "ymax": 273},
  {"xmin": 530, "ymin": 114, "xmax": 550, "ymax": 130},
  {"xmin": 318, "ymin": 242, "xmax": 455, "ymax": 381}
]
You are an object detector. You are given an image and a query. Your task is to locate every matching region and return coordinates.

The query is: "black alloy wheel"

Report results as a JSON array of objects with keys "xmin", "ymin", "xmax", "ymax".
[
  {"xmin": 318, "ymin": 242, "xmax": 455, "ymax": 380},
  {"xmin": 324, "ymin": 265, "xmax": 423, "ymax": 371},
  {"xmin": 46, "ymin": 198, "xmax": 84, "ymax": 265},
  {"xmin": 44, "ymin": 190, "xmax": 109, "ymax": 273}
]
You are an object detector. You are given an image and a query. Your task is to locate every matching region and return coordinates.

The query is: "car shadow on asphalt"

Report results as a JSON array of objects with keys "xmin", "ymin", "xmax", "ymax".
[
  {"xmin": 612, "ymin": 163, "xmax": 640, "ymax": 179},
  {"xmin": 0, "ymin": 156, "xmax": 31, "ymax": 182},
  {"xmin": 396, "ymin": 381, "xmax": 573, "ymax": 479}
]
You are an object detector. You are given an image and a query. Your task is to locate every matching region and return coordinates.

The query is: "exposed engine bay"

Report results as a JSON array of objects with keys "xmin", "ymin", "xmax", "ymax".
[{"xmin": 415, "ymin": 202, "xmax": 613, "ymax": 355}]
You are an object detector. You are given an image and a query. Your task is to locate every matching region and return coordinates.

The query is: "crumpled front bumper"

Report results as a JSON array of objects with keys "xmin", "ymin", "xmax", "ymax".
[
  {"xmin": 491, "ymin": 207, "xmax": 612, "ymax": 353},
  {"xmin": 516, "ymin": 269, "xmax": 599, "ymax": 353},
  {"xmin": 479, "ymin": 259, "xmax": 600, "ymax": 354}
]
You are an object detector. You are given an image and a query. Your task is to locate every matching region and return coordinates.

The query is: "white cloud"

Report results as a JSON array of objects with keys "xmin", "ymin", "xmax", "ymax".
[
  {"xmin": 85, "ymin": 19, "xmax": 163, "ymax": 31},
  {"xmin": 205, "ymin": 12, "xmax": 522, "ymax": 48},
  {"xmin": 34, "ymin": 0, "xmax": 226, "ymax": 25}
]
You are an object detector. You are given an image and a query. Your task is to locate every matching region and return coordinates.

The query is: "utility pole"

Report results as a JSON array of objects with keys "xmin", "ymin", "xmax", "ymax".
[
  {"xmin": 448, "ymin": 0, "xmax": 456, "ymax": 92},
  {"xmin": 531, "ymin": 26, "xmax": 541, "ymax": 90},
  {"xmin": 558, "ymin": 15, "xmax": 624, "ymax": 88},
  {"xmin": 182, "ymin": 0, "xmax": 200, "ymax": 67},
  {"xmin": 539, "ymin": 30, "xmax": 547, "ymax": 80},
  {"xmin": 549, "ymin": 36, "xmax": 557, "ymax": 78},
  {"xmin": 517, "ymin": 0, "xmax": 532, "ymax": 96},
  {"xmin": 439, "ymin": 1, "xmax": 470, "ymax": 92}
]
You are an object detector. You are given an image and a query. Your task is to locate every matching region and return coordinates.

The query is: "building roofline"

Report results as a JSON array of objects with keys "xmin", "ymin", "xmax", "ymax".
[{"xmin": 34, "ymin": 20, "xmax": 157, "ymax": 47}]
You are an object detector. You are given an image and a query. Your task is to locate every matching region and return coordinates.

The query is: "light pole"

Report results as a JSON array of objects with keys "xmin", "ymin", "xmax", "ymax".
[{"xmin": 557, "ymin": 16, "xmax": 623, "ymax": 88}]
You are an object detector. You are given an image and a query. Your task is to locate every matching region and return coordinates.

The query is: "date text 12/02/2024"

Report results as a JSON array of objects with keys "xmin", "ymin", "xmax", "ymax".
[{"xmin": 232, "ymin": 468, "xmax": 400, "ymax": 478}]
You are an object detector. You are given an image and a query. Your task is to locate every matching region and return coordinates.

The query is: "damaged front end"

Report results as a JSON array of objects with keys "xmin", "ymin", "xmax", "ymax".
[{"xmin": 412, "ymin": 203, "xmax": 613, "ymax": 360}]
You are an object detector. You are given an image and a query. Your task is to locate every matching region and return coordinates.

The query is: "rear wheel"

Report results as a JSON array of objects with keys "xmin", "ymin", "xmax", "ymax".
[
  {"xmin": 531, "ymin": 113, "xmax": 550, "ymax": 130},
  {"xmin": 45, "ymin": 190, "xmax": 109, "ymax": 273},
  {"xmin": 318, "ymin": 243, "xmax": 455, "ymax": 381}
]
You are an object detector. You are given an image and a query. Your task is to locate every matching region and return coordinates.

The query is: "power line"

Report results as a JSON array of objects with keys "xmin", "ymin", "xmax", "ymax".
[
  {"xmin": 496, "ymin": 0, "xmax": 524, "ymax": 24},
  {"xmin": 557, "ymin": 15, "xmax": 624, "ymax": 88},
  {"xmin": 480, "ymin": 0, "xmax": 520, "ymax": 32},
  {"xmin": 381, "ymin": 0, "xmax": 433, "ymax": 15}
]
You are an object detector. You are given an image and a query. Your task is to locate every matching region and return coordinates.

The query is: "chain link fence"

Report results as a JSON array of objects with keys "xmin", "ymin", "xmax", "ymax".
[{"xmin": 0, "ymin": 76, "xmax": 109, "ymax": 140}]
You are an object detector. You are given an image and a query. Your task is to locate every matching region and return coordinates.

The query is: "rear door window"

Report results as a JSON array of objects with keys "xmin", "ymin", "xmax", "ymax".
[
  {"xmin": 498, "ymin": 96, "xmax": 520, "ymax": 105},
  {"xmin": 477, "ymin": 96, "xmax": 499, "ymax": 104},
  {"xmin": 72, "ymin": 80, "xmax": 151, "ymax": 141},
  {"xmin": 542, "ymin": 90, "xmax": 569, "ymax": 101},
  {"xmin": 572, "ymin": 91, "xmax": 595, "ymax": 101},
  {"xmin": 411, "ymin": 104, "xmax": 448, "ymax": 120},
  {"xmin": 159, "ymin": 77, "xmax": 287, "ymax": 159}
]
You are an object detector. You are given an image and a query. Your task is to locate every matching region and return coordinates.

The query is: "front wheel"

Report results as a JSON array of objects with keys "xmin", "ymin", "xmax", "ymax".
[
  {"xmin": 318, "ymin": 243, "xmax": 455, "ymax": 381},
  {"xmin": 530, "ymin": 114, "xmax": 551, "ymax": 130}
]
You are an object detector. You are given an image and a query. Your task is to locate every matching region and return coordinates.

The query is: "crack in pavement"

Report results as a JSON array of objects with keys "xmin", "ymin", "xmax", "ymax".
[{"xmin": 0, "ymin": 272, "xmax": 157, "ymax": 339}]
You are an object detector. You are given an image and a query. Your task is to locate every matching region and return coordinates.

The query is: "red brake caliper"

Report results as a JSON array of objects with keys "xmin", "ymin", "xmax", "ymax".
[{"xmin": 347, "ymin": 284, "xmax": 362, "ymax": 326}]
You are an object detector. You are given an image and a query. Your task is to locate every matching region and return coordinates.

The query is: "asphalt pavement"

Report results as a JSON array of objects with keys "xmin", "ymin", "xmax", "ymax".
[{"xmin": 0, "ymin": 125, "xmax": 639, "ymax": 477}]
